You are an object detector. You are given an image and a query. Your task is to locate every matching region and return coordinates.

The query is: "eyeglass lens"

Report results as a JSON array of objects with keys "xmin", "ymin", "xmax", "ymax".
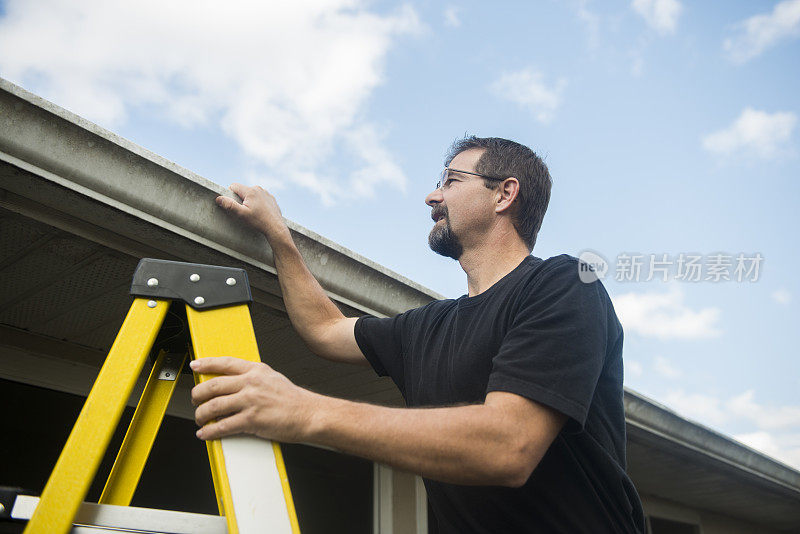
[{"xmin": 436, "ymin": 168, "xmax": 448, "ymax": 190}]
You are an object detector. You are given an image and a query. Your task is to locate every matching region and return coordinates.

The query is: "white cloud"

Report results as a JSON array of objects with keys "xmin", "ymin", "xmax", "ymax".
[
  {"xmin": 734, "ymin": 431, "xmax": 777, "ymax": 452},
  {"xmin": 702, "ymin": 108, "xmax": 797, "ymax": 159},
  {"xmin": 772, "ymin": 288, "xmax": 792, "ymax": 305},
  {"xmin": 733, "ymin": 431, "xmax": 800, "ymax": 469},
  {"xmin": 343, "ymin": 123, "xmax": 408, "ymax": 200},
  {"xmin": 723, "ymin": 0, "xmax": 800, "ymax": 64},
  {"xmin": 663, "ymin": 390, "xmax": 729, "ymax": 426},
  {"xmin": 443, "ymin": 6, "xmax": 461, "ymax": 28},
  {"xmin": 0, "ymin": 0, "xmax": 420, "ymax": 205},
  {"xmin": 728, "ymin": 390, "xmax": 800, "ymax": 430},
  {"xmin": 626, "ymin": 360, "xmax": 643, "ymax": 378},
  {"xmin": 575, "ymin": 0, "xmax": 601, "ymax": 50},
  {"xmin": 665, "ymin": 389, "xmax": 800, "ymax": 431},
  {"xmin": 490, "ymin": 69, "xmax": 567, "ymax": 123},
  {"xmin": 663, "ymin": 389, "xmax": 800, "ymax": 469},
  {"xmin": 612, "ymin": 286, "xmax": 722, "ymax": 340},
  {"xmin": 654, "ymin": 355, "xmax": 682, "ymax": 379},
  {"xmin": 631, "ymin": 0, "xmax": 682, "ymax": 35}
]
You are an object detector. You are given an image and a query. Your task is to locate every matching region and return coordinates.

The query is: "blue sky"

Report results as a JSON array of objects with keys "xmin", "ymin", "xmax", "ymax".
[{"xmin": 1, "ymin": 0, "xmax": 798, "ymax": 468}]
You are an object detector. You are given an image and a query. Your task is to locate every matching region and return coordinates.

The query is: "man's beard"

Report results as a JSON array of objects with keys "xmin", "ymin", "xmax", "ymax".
[{"xmin": 428, "ymin": 210, "xmax": 463, "ymax": 260}]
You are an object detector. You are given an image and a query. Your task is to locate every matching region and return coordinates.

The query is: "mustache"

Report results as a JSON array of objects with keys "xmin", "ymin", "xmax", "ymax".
[{"xmin": 431, "ymin": 205, "xmax": 448, "ymax": 221}]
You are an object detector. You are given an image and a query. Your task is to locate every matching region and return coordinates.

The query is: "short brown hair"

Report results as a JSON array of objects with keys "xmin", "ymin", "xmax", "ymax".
[{"xmin": 445, "ymin": 136, "xmax": 552, "ymax": 250}]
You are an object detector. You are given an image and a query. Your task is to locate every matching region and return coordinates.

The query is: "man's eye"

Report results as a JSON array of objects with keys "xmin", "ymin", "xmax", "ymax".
[{"xmin": 445, "ymin": 178, "xmax": 456, "ymax": 186}]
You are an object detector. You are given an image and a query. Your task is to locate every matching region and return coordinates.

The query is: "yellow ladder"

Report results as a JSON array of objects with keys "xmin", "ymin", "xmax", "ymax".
[{"xmin": 21, "ymin": 258, "xmax": 300, "ymax": 534}]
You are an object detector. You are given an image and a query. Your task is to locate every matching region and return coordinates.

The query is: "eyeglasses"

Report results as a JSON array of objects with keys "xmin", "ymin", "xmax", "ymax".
[{"xmin": 436, "ymin": 167, "xmax": 507, "ymax": 190}]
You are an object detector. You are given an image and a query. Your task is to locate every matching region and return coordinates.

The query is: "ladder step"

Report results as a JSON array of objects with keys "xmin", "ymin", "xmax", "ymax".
[{"xmin": 11, "ymin": 495, "xmax": 227, "ymax": 534}]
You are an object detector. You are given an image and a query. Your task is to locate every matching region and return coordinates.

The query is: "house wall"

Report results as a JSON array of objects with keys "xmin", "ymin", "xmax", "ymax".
[
  {"xmin": 642, "ymin": 494, "xmax": 784, "ymax": 534},
  {"xmin": 374, "ymin": 464, "xmax": 428, "ymax": 534}
]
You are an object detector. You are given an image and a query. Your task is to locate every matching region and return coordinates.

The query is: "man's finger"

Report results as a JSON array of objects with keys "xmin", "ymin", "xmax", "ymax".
[
  {"xmin": 228, "ymin": 182, "xmax": 248, "ymax": 199},
  {"xmin": 196, "ymin": 413, "xmax": 249, "ymax": 441},
  {"xmin": 215, "ymin": 195, "xmax": 248, "ymax": 215},
  {"xmin": 194, "ymin": 392, "xmax": 247, "ymax": 427},
  {"xmin": 190, "ymin": 356, "xmax": 254, "ymax": 375},
  {"xmin": 191, "ymin": 374, "xmax": 242, "ymax": 406}
]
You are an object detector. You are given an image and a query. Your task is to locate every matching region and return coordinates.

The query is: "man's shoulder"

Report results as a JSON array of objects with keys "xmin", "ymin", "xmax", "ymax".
[
  {"xmin": 529, "ymin": 253, "xmax": 611, "ymax": 285},
  {"xmin": 529, "ymin": 253, "xmax": 622, "ymax": 334},
  {"xmin": 518, "ymin": 253, "xmax": 616, "ymax": 312},
  {"xmin": 519, "ymin": 253, "xmax": 582, "ymax": 286},
  {"xmin": 400, "ymin": 296, "xmax": 458, "ymax": 321},
  {"xmin": 535, "ymin": 253, "xmax": 580, "ymax": 271}
]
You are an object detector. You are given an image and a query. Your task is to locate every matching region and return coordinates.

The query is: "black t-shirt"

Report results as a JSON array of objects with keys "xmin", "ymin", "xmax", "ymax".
[{"xmin": 354, "ymin": 254, "xmax": 645, "ymax": 533}]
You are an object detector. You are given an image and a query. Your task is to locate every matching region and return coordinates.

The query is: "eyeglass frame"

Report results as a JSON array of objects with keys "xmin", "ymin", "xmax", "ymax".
[{"xmin": 436, "ymin": 167, "xmax": 508, "ymax": 190}]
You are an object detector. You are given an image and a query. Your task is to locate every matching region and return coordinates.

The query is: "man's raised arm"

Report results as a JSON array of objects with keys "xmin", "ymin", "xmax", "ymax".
[{"xmin": 216, "ymin": 183, "xmax": 368, "ymax": 366}]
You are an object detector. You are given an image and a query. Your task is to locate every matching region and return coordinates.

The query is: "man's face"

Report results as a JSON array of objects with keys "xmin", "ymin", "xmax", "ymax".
[{"xmin": 425, "ymin": 148, "xmax": 495, "ymax": 260}]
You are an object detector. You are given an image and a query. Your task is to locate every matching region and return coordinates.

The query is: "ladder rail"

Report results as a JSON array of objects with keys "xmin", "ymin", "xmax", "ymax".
[
  {"xmin": 23, "ymin": 298, "xmax": 169, "ymax": 534},
  {"xmin": 99, "ymin": 350, "xmax": 188, "ymax": 506}
]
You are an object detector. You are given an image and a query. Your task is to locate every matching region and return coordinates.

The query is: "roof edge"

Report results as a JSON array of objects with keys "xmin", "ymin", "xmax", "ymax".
[
  {"xmin": 0, "ymin": 77, "xmax": 443, "ymax": 317},
  {"xmin": 624, "ymin": 387, "xmax": 800, "ymax": 493}
]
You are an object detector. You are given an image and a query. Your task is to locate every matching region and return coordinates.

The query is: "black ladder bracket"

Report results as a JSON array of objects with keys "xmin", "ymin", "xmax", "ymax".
[{"xmin": 130, "ymin": 258, "xmax": 252, "ymax": 309}]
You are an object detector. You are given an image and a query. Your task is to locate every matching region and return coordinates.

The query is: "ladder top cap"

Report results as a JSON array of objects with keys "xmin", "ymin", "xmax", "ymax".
[{"xmin": 130, "ymin": 259, "xmax": 252, "ymax": 309}]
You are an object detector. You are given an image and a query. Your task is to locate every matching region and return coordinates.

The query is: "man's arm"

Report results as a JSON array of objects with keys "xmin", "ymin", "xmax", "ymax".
[
  {"xmin": 190, "ymin": 357, "xmax": 567, "ymax": 487},
  {"xmin": 216, "ymin": 184, "xmax": 367, "ymax": 366}
]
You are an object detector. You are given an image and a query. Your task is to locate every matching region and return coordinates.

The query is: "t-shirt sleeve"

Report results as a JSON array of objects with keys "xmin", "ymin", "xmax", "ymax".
[
  {"xmin": 354, "ymin": 312, "xmax": 410, "ymax": 393},
  {"xmin": 486, "ymin": 258, "xmax": 610, "ymax": 429}
]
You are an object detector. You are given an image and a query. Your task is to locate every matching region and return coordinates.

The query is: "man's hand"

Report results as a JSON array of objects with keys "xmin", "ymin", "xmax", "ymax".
[
  {"xmin": 216, "ymin": 183, "xmax": 287, "ymax": 239},
  {"xmin": 190, "ymin": 357, "xmax": 320, "ymax": 442}
]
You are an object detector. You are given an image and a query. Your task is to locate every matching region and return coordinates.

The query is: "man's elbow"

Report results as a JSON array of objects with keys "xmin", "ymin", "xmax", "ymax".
[
  {"xmin": 499, "ymin": 460, "xmax": 537, "ymax": 489},
  {"xmin": 300, "ymin": 319, "xmax": 340, "ymax": 356},
  {"xmin": 496, "ymin": 443, "xmax": 545, "ymax": 488}
]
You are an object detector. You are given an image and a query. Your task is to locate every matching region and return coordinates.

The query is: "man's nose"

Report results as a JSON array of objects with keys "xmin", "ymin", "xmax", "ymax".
[{"xmin": 425, "ymin": 187, "xmax": 443, "ymax": 207}]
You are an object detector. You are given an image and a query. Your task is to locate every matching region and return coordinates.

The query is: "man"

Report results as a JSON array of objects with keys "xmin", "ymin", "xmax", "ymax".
[{"xmin": 190, "ymin": 136, "xmax": 645, "ymax": 533}]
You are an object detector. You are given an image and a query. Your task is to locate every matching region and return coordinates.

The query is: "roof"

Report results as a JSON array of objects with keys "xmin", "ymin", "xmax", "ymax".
[
  {"xmin": 1, "ymin": 77, "xmax": 799, "ymax": 531},
  {"xmin": 625, "ymin": 389, "xmax": 800, "ymax": 531}
]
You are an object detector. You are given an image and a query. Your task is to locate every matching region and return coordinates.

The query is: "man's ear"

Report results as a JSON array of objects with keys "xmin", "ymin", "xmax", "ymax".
[{"xmin": 495, "ymin": 177, "xmax": 520, "ymax": 214}]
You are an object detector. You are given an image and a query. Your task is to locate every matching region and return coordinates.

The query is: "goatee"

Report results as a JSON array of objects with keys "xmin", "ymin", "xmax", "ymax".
[{"xmin": 428, "ymin": 217, "xmax": 463, "ymax": 260}]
